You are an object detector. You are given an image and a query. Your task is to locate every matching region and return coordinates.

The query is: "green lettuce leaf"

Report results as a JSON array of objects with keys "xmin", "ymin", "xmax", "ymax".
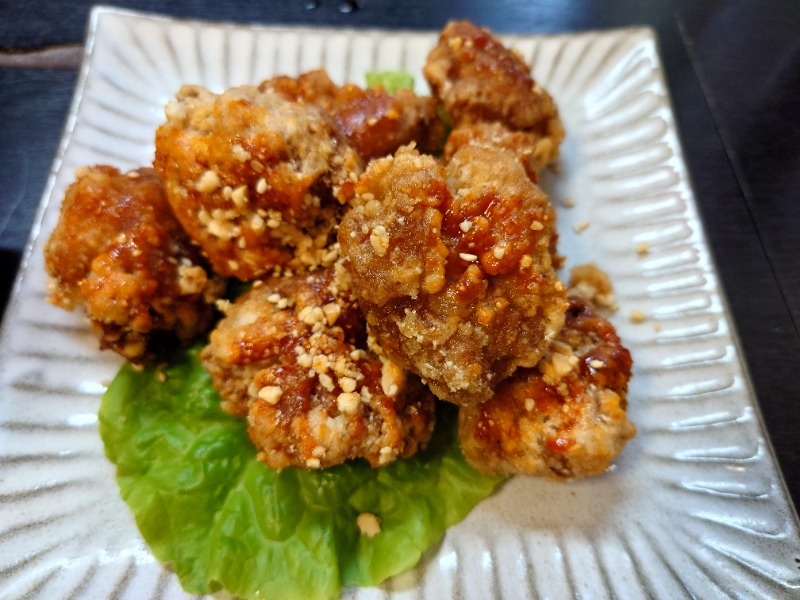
[
  {"xmin": 99, "ymin": 345, "xmax": 504, "ymax": 600},
  {"xmin": 365, "ymin": 70, "xmax": 415, "ymax": 94}
]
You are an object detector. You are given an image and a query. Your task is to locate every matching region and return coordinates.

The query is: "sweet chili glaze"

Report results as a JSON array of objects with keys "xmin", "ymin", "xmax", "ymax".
[
  {"xmin": 154, "ymin": 84, "xmax": 362, "ymax": 280},
  {"xmin": 424, "ymin": 20, "xmax": 553, "ymax": 129},
  {"xmin": 441, "ymin": 188, "xmax": 553, "ymax": 277},
  {"xmin": 202, "ymin": 269, "xmax": 361, "ymax": 411},
  {"xmin": 262, "ymin": 68, "xmax": 445, "ymax": 162},
  {"xmin": 44, "ymin": 166, "xmax": 221, "ymax": 363},
  {"xmin": 201, "ymin": 268, "xmax": 436, "ymax": 470},
  {"xmin": 339, "ymin": 144, "xmax": 566, "ymax": 406},
  {"xmin": 458, "ymin": 295, "xmax": 635, "ymax": 479},
  {"xmin": 425, "ymin": 20, "xmax": 565, "ymax": 180},
  {"xmin": 250, "ymin": 349, "xmax": 413, "ymax": 462}
]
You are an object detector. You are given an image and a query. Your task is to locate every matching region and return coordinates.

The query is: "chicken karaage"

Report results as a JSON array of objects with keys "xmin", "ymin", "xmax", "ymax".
[
  {"xmin": 425, "ymin": 20, "xmax": 565, "ymax": 177},
  {"xmin": 458, "ymin": 294, "xmax": 635, "ymax": 478},
  {"xmin": 262, "ymin": 69, "xmax": 445, "ymax": 161},
  {"xmin": 201, "ymin": 268, "xmax": 436, "ymax": 470},
  {"xmin": 154, "ymin": 84, "xmax": 362, "ymax": 280},
  {"xmin": 44, "ymin": 166, "xmax": 221, "ymax": 363},
  {"xmin": 338, "ymin": 144, "xmax": 566, "ymax": 406}
]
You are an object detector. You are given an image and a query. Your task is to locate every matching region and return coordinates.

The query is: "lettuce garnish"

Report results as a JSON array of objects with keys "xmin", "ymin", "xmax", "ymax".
[
  {"xmin": 365, "ymin": 70, "xmax": 415, "ymax": 94},
  {"xmin": 99, "ymin": 345, "xmax": 505, "ymax": 600}
]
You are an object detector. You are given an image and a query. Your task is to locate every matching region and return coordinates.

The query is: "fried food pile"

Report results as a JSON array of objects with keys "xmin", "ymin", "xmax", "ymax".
[{"xmin": 44, "ymin": 20, "xmax": 634, "ymax": 478}]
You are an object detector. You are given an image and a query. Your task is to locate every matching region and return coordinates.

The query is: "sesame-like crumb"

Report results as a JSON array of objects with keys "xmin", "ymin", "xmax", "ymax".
[
  {"xmin": 381, "ymin": 360, "xmax": 404, "ymax": 397},
  {"xmin": 339, "ymin": 376, "xmax": 357, "ymax": 393},
  {"xmin": 369, "ymin": 225, "xmax": 390, "ymax": 256},
  {"xmin": 258, "ymin": 385, "xmax": 283, "ymax": 404},
  {"xmin": 322, "ymin": 302, "xmax": 342, "ymax": 325},
  {"xmin": 356, "ymin": 512, "xmax": 381, "ymax": 537},
  {"xmin": 629, "ymin": 309, "xmax": 647, "ymax": 324},
  {"xmin": 196, "ymin": 170, "xmax": 221, "ymax": 193},
  {"xmin": 573, "ymin": 220, "xmax": 590, "ymax": 234},
  {"xmin": 568, "ymin": 263, "xmax": 617, "ymax": 310},
  {"xmin": 337, "ymin": 392, "xmax": 361, "ymax": 415}
]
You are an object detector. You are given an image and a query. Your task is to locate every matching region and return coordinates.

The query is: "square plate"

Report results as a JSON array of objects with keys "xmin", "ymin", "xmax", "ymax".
[{"xmin": 1, "ymin": 6, "xmax": 799, "ymax": 598}]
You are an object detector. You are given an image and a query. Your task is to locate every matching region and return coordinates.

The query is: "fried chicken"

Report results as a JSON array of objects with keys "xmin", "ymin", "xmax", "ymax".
[
  {"xmin": 200, "ymin": 268, "xmax": 436, "ymax": 470},
  {"xmin": 43, "ymin": 166, "xmax": 221, "ymax": 364},
  {"xmin": 338, "ymin": 144, "xmax": 566, "ymax": 406},
  {"xmin": 443, "ymin": 121, "xmax": 562, "ymax": 183},
  {"xmin": 43, "ymin": 19, "xmax": 639, "ymax": 482},
  {"xmin": 458, "ymin": 295, "xmax": 635, "ymax": 479},
  {"xmin": 424, "ymin": 20, "xmax": 564, "ymax": 177},
  {"xmin": 154, "ymin": 84, "xmax": 362, "ymax": 280},
  {"xmin": 262, "ymin": 69, "xmax": 445, "ymax": 161}
]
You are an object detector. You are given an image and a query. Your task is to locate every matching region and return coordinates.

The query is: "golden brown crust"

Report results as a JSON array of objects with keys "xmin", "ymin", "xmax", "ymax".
[
  {"xmin": 424, "ymin": 21, "xmax": 564, "ymax": 175},
  {"xmin": 154, "ymin": 84, "xmax": 362, "ymax": 280},
  {"xmin": 458, "ymin": 295, "xmax": 636, "ymax": 479},
  {"xmin": 262, "ymin": 69, "xmax": 445, "ymax": 161},
  {"xmin": 200, "ymin": 269, "xmax": 436, "ymax": 470},
  {"xmin": 43, "ymin": 166, "xmax": 221, "ymax": 363},
  {"xmin": 568, "ymin": 262, "xmax": 618, "ymax": 310},
  {"xmin": 444, "ymin": 121, "xmax": 563, "ymax": 183},
  {"xmin": 338, "ymin": 144, "xmax": 566, "ymax": 406},
  {"xmin": 424, "ymin": 21, "xmax": 560, "ymax": 128}
]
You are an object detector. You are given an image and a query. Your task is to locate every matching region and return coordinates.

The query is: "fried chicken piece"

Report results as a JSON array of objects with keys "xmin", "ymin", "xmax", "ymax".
[
  {"xmin": 458, "ymin": 295, "xmax": 635, "ymax": 479},
  {"xmin": 200, "ymin": 268, "xmax": 436, "ymax": 470},
  {"xmin": 338, "ymin": 144, "xmax": 567, "ymax": 406},
  {"xmin": 443, "ymin": 121, "xmax": 562, "ymax": 183},
  {"xmin": 262, "ymin": 69, "xmax": 445, "ymax": 161},
  {"xmin": 44, "ymin": 166, "xmax": 221, "ymax": 364},
  {"xmin": 424, "ymin": 20, "xmax": 561, "ymax": 130},
  {"xmin": 154, "ymin": 84, "xmax": 362, "ymax": 280},
  {"xmin": 424, "ymin": 20, "xmax": 564, "ymax": 175}
]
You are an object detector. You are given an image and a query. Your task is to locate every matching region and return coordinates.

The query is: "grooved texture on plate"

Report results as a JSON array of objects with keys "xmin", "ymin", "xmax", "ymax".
[{"xmin": 0, "ymin": 7, "xmax": 798, "ymax": 599}]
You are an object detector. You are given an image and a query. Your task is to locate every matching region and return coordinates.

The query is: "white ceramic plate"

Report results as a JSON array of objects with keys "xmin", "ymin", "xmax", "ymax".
[{"xmin": 1, "ymin": 6, "xmax": 799, "ymax": 599}]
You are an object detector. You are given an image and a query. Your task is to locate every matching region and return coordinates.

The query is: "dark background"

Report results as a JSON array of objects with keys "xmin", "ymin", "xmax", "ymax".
[{"xmin": 1, "ymin": 0, "xmax": 798, "ymax": 512}]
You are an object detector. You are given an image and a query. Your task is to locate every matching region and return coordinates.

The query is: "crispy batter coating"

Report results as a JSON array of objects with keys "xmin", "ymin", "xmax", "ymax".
[
  {"xmin": 154, "ymin": 84, "xmax": 362, "ymax": 280},
  {"xmin": 458, "ymin": 295, "xmax": 635, "ymax": 479},
  {"xmin": 262, "ymin": 69, "xmax": 445, "ymax": 161},
  {"xmin": 424, "ymin": 20, "xmax": 561, "ymax": 129},
  {"xmin": 200, "ymin": 268, "xmax": 436, "ymax": 470},
  {"xmin": 424, "ymin": 20, "xmax": 564, "ymax": 174},
  {"xmin": 443, "ymin": 121, "xmax": 561, "ymax": 183},
  {"xmin": 44, "ymin": 166, "xmax": 221, "ymax": 363},
  {"xmin": 338, "ymin": 144, "xmax": 567, "ymax": 406},
  {"xmin": 569, "ymin": 262, "xmax": 618, "ymax": 310}
]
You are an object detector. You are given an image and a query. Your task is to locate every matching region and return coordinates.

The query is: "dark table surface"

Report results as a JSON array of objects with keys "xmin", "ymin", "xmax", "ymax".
[{"xmin": 1, "ymin": 0, "xmax": 798, "ymax": 517}]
